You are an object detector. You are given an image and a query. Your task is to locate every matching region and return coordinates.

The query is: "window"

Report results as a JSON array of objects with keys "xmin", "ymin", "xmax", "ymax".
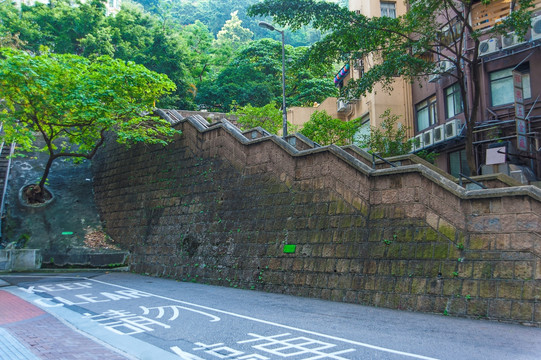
[
  {"xmin": 416, "ymin": 96, "xmax": 437, "ymax": 131},
  {"xmin": 490, "ymin": 66, "xmax": 531, "ymax": 107},
  {"xmin": 449, "ymin": 149, "xmax": 470, "ymax": 177},
  {"xmin": 353, "ymin": 115, "xmax": 371, "ymax": 147},
  {"xmin": 380, "ymin": 2, "xmax": 396, "ymax": 18},
  {"xmin": 445, "ymin": 83, "xmax": 463, "ymax": 119},
  {"xmin": 439, "ymin": 18, "xmax": 463, "ymax": 46}
]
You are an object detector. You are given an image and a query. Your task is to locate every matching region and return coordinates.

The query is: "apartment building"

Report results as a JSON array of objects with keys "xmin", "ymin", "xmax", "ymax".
[
  {"xmin": 412, "ymin": 0, "xmax": 541, "ymax": 182},
  {"xmin": 342, "ymin": 0, "xmax": 413, "ymax": 140},
  {"xmin": 288, "ymin": 0, "xmax": 414, "ymax": 140}
]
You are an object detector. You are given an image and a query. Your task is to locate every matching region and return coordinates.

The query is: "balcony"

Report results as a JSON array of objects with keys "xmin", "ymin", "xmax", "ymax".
[{"xmin": 471, "ymin": 0, "xmax": 541, "ymax": 32}]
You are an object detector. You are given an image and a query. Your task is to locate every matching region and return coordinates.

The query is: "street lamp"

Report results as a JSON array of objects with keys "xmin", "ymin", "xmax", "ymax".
[{"xmin": 258, "ymin": 21, "xmax": 287, "ymax": 138}]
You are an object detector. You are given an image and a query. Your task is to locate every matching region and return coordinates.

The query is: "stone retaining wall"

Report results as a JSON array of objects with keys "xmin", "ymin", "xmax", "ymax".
[{"xmin": 92, "ymin": 114, "xmax": 541, "ymax": 326}]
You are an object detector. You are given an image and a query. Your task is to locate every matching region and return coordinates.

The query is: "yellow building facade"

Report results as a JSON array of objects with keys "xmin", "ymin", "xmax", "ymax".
[{"xmin": 288, "ymin": 0, "xmax": 414, "ymax": 139}]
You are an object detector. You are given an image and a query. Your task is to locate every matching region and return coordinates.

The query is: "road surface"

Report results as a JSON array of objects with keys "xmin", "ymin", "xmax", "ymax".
[{"xmin": 1, "ymin": 271, "xmax": 539, "ymax": 360}]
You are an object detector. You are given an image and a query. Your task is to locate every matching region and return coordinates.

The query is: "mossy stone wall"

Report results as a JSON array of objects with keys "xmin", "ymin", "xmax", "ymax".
[{"xmin": 92, "ymin": 117, "xmax": 541, "ymax": 326}]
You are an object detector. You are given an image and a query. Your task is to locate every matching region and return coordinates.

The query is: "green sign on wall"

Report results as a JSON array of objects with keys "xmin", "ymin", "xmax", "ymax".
[{"xmin": 283, "ymin": 244, "xmax": 296, "ymax": 254}]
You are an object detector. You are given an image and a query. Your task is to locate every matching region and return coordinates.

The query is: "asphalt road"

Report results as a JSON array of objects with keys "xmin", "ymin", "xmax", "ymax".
[{"xmin": 1, "ymin": 271, "xmax": 540, "ymax": 360}]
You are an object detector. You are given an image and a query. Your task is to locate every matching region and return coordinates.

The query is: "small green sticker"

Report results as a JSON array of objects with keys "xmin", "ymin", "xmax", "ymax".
[
  {"xmin": 61, "ymin": 232, "xmax": 73, "ymax": 235},
  {"xmin": 283, "ymin": 244, "xmax": 296, "ymax": 254}
]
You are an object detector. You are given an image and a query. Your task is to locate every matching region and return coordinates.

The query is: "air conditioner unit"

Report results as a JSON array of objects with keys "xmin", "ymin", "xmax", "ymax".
[
  {"xmin": 413, "ymin": 134, "xmax": 424, "ymax": 151},
  {"xmin": 428, "ymin": 73, "xmax": 440, "ymax": 83},
  {"xmin": 441, "ymin": 60, "xmax": 456, "ymax": 73},
  {"xmin": 337, "ymin": 99, "xmax": 349, "ymax": 112},
  {"xmin": 444, "ymin": 119, "xmax": 461, "ymax": 139},
  {"xmin": 531, "ymin": 15, "xmax": 541, "ymax": 41},
  {"xmin": 478, "ymin": 38, "xmax": 499, "ymax": 57},
  {"xmin": 422, "ymin": 129, "xmax": 434, "ymax": 148},
  {"xmin": 501, "ymin": 32, "xmax": 525, "ymax": 49},
  {"xmin": 433, "ymin": 124, "xmax": 445, "ymax": 144}
]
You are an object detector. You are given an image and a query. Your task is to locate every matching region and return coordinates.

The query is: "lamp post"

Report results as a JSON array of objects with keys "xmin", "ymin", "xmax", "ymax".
[{"xmin": 258, "ymin": 21, "xmax": 287, "ymax": 138}]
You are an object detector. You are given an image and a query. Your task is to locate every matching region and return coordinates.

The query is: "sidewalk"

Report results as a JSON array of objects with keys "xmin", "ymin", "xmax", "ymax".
[{"xmin": 0, "ymin": 285, "xmax": 130, "ymax": 360}]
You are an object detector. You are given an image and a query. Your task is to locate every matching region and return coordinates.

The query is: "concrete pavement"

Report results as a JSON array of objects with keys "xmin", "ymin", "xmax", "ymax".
[{"xmin": 0, "ymin": 286, "xmax": 130, "ymax": 360}]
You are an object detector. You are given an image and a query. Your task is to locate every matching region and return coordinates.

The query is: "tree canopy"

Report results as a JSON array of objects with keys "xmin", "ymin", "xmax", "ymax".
[
  {"xmin": 0, "ymin": 48, "xmax": 179, "ymax": 201},
  {"xmin": 299, "ymin": 111, "xmax": 359, "ymax": 146},
  {"xmin": 196, "ymin": 38, "xmax": 338, "ymax": 111},
  {"xmin": 0, "ymin": 0, "xmax": 337, "ymax": 112},
  {"xmin": 248, "ymin": 0, "xmax": 535, "ymax": 174}
]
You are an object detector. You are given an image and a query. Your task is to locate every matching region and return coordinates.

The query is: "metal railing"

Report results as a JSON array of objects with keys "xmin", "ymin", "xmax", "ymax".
[
  {"xmin": 0, "ymin": 141, "xmax": 15, "ymax": 239},
  {"xmin": 371, "ymin": 152, "xmax": 398, "ymax": 169},
  {"xmin": 459, "ymin": 173, "xmax": 487, "ymax": 189}
]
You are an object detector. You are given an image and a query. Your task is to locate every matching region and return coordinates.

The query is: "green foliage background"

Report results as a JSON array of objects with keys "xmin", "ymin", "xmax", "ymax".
[{"xmin": 0, "ymin": 0, "xmax": 338, "ymax": 112}]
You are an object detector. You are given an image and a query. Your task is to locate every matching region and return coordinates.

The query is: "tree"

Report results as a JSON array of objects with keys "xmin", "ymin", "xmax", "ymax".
[
  {"xmin": 249, "ymin": 0, "xmax": 534, "ymax": 174},
  {"xmin": 196, "ymin": 38, "xmax": 337, "ymax": 111},
  {"xmin": 216, "ymin": 10, "xmax": 254, "ymax": 50},
  {"xmin": 300, "ymin": 111, "xmax": 360, "ymax": 146},
  {"xmin": 230, "ymin": 102, "xmax": 286, "ymax": 135},
  {"xmin": 0, "ymin": 48, "xmax": 179, "ymax": 203},
  {"xmin": 356, "ymin": 109, "xmax": 412, "ymax": 157}
]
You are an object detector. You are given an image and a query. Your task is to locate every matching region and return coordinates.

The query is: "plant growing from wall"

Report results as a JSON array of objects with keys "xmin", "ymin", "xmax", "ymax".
[{"xmin": 0, "ymin": 48, "xmax": 180, "ymax": 203}]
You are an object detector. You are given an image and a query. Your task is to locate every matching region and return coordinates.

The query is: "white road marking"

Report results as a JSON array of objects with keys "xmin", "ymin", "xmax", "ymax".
[
  {"xmin": 140, "ymin": 305, "xmax": 221, "ymax": 322},
  {"xmin": 86, "ymin": 277, "xmax": 439, "ymax": 360},
  {"xmin": 5, "ymin": 274, "xmax": 439, "ymax": 359}
]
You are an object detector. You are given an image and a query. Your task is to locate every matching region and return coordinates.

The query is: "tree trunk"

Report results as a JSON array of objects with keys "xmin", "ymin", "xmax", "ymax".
[{"xmin": 24, "ymin": 155, "xmax": 55, "ymax": 204}]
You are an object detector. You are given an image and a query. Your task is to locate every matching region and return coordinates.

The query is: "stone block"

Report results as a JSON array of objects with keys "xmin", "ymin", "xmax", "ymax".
[
  {"xmin": 385, "ymin": 293, "xmax": 401, "ymax": 309},
  {"xmin": 400, "ymin": 244, "xmax": 416, "ymax": 259},
  {"xmin": 369, "ymin": 207, "xmax": 385, "ymax": 220},
  {"xmin": 415, "ymin": 244, "xmax": 433, "ymax": 259},
  {"xmin": 466, "ymin": 299, "xmax": 488, "ymax": 318},
  {"xmin": 386, "ymin": 244, "xmax": 400, "ymax": 259},
  {"xmin": 427, "ymin": 279, "xmax": 442, "ymax": 295},
  {"xmin": 363, "ymin": 277, "xmax": 376, "ymax": 291},
  {"xmin": 416, "ymin": 295, "xmax": 435, "ymax": 312},
  {"xmin": 395, "ymin": 278, "xmax": 411, "ymax": 293},
  {"xmin": 443, "ymin": 279, "xmax": 462, "ymax": 296},
  {"xmin": 438, "ymin": 219, "xmax": 456, "ymax": 241},
  {"xmin": 426, "ymin": 211, "xmax": 439, "ymax": 230},
  {"xmin": 364, "ymin": 261, "xmax": 378, "ymax": 275},
  {"xmin": 377, "ymin": 261, "xmax": 392, "ymax": 276},
  {"xmin": 411, "ymin": 278, "xmax": 427, "ymax": 294},
  {"xmin": 344, "ymin": 290, "xmax": 358, "ymax": 303},
  {"xmin": 511, "ymin": 301, "xmax": 534, "ymax": 322},
  {"xmin": 292, "ymin": 259, "xmax": 304, "ymax": 272},
  {"xmin": 433, "ymin": 244, "xmax": 449, "ymax": 259},
  {"xmin": 488, "ymin": 299, "xmax": 511, "ymax": 319},
  {"xmin": 469, "ymin": 235, "xmax": 491, "ymax": 250},
  {"xmin": 493, "ymin": 261, "xmax": 514, "ymax": 279},
  {"xmin": 425, "ymin": 228, "xmax": 440, "ymax": 242},
  {"xmin": 470, "ymin": 199, "xmax": 491, "ymax": 215},
  {"xmin": 535, "ymin": 303, "xmax": 541, "ymax": 323},
  {"xmin": 480, "ymin": 280, "xmax": 498, "ymax": 298},
  {"xmin": 370, "ymin": 244, "xmax": 387, "ymax": 259},
  {"xmin": 498, "ymin": 280, "xmax": 523, "ymax": 300},
  {"xmin": 391, "ymin": 260, "xmax": 407, "ymax": 277},
  {"xmin": 461, "ymin": 280, "xmax": 479, "ymax": 297},
  {"xmin": 516, "ymin": 213, "xmax": 540, "ymax": 232},
  {"xmin": 448, "ymin": 297, "xmax": 467, "ymax": 315},
  {"xmin": 493, "ymin": 234, "xmax": 512, "ymax": 250},
  {"xmin": 399, "ymin": 295, "xmax": 417, "ymax": 311},
  {"xmin": 514, "ymin": 261, "xmax": 534, "ymax": 280}
]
